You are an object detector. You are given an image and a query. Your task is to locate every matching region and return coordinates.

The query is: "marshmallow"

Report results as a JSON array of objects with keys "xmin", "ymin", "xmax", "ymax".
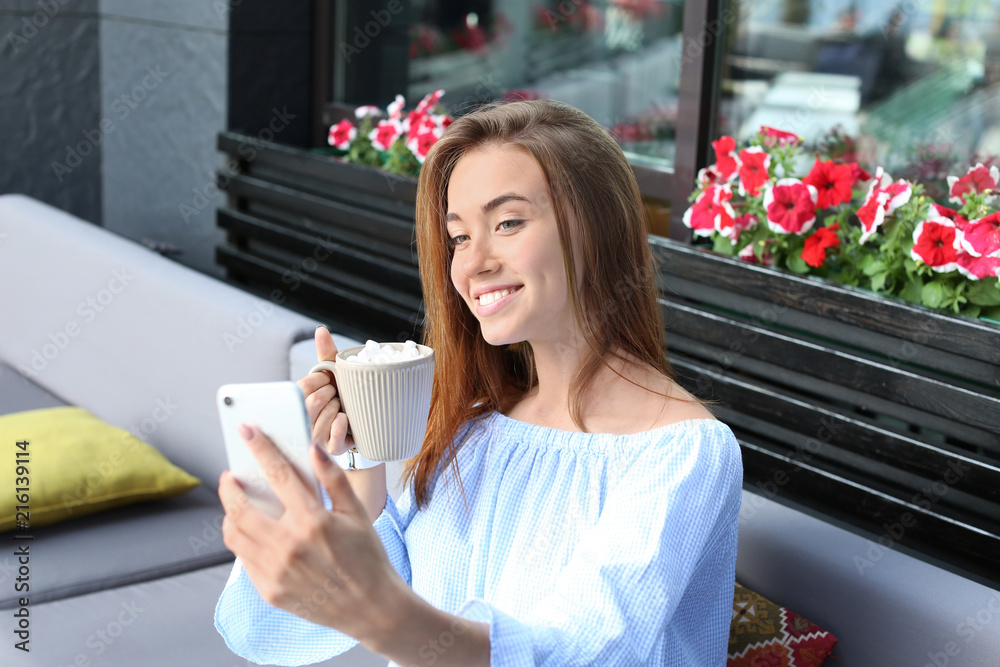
[{"xmin": 345, "ymin": 340, "xmax": 426, "ymax": 364}]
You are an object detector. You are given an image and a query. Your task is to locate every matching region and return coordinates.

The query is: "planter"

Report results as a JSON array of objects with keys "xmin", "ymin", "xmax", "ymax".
[{"xmin": 652, "ymin": 236, "xmax": 1000, "ymax": 582}]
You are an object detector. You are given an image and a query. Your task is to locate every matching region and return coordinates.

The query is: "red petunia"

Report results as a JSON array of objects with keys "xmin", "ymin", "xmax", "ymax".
[
  {"xmin": 911, "ymin": 218, "xmax": 959, "ymax": 271},
  {"xmin": 738, "ymin": 146, "xmax": 771, "ymax": 197},
  {"xmin": 763, "ymin": 178, "xmax": 818, "ymax": 234},
  {"xmin": 947, "ymin": 163, "xmax": 999, "ymax": 205},
  {"xmin": 682, "ymin": 185, "xmax": 736, "ymax": 237},
  {"xmin": 712, "ymin": 135, "xmax": 740, "ymax": 182},
  {"xmin": 849, "ymin": 162, "xmax": 872, "ymax": 184},
  {"xmin": 718, "ymin": 212, "xmax": 758, "ymax": 244},
  {"xmin": 327, "ymin": 119, "xmax": 356, "ymax": 149},
  {"xmin": 739, "ymin": 239, "xmax": 775, "ymax": 266},
  {"xmin": 857, "ymin": 168, "xmax": 912, "ymax": 243},
  {"xmin": 956, "ymin": 212, "xmax": 1000, "ymax": 257},
  {"xmin": 956, "ymin": 252, "xmax": 1000, "ymax": 280},
  {"xmin": 369, "ymin": 120, "xmax": 403, "ymax": 151},
  {"xmin": 406, "ymin": 127, "xmax": 442, "ymax": 163},
  {"xmin": 415, "ymin": 89, "xmax": 444, "ymax": 113},
  {"xmin": 760, "ymin": 126, "xmax": 801, "ymax": 147},
  {"xmin": 803, "ymin": 159, "xmax": 855, "ymax": 209},
  {"xmin": 801, "ymin": 222, "xmax": 841, "ymax": 267},
  {"xmin": 929, "ymin": 203, "xmax": 971, "ymax": 231}
]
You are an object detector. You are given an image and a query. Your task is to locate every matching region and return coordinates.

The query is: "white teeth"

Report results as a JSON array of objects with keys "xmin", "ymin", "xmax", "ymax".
[{"xmin": 478, "ymin": 288, "xmax": 513, "ymax": 306}]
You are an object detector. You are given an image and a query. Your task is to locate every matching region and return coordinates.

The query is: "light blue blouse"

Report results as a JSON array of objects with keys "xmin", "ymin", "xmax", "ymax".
[{"xmin": 215, "ymin": 411, "xmax": 743, "ymax": 666}]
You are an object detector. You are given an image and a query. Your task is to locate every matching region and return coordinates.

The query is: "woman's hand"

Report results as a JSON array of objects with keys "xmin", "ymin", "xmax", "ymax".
[
  {"xmin": 219, "ymin": 424, "xmax": 408, "ymax": 643},
  {"xmin": 297, "ymin": 326, "xmax": 353, "ymax": 457}
]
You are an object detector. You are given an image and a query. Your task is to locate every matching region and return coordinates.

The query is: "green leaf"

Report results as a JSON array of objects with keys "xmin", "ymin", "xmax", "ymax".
[
  {"xmin": 712, "ymin": 234, "xmax": 737, "ymax": 256},
  {"xmin": 921, "ymin": 281, "xmax": 948, "ymax": 309},
  {"xmin": 900, "ymin": 279, "xmax": 923, "ymax": 303},
  {"xmin": 786, "ymin": 253, "xmax": 810, "ymax": 274},
  {"xmin": 966, "ymin": 279, "xmax": 1000, "ymax": 306},
  {"xmin": 870, "ymin": 271, "xmax": 889, "ymax": 292}
]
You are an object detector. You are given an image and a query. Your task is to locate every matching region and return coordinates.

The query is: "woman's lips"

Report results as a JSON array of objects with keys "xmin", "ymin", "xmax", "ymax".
[{"xmin": 475, "ymin": 285, "xmax": 522, "ymax": 316}]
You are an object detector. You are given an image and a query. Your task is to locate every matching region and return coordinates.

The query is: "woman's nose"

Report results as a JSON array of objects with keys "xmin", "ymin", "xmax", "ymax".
[{"xmin": 461, "ymin": 236, "xmax": 499, "ymax": 276}]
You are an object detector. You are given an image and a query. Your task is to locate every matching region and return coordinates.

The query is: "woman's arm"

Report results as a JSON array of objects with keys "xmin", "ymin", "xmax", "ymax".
[{"xmin": 219, "ymin": 424, "xmax": 488, "ymax": 665}]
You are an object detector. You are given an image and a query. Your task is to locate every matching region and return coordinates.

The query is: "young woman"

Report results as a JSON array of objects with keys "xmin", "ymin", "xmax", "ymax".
[{"xmin": 215, "ymin": 99, "xmax": 743, "ymax": 666}]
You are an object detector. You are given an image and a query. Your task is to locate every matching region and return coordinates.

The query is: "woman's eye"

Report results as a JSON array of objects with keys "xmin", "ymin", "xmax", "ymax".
[
  {"xmin": 447, "ymin": 234, "xmax": 469, "ymax": 248},
  {"xmin": 497, "ymin": 219, "xmax": 523, "ymax": 231}
]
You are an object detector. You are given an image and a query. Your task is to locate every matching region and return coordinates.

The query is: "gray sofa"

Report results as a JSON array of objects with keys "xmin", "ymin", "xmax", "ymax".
[
  {"xmin": 2, "ymin": 194, "xmax": 997, "ymax": 667},
  {"xmin": 0, "ymin": 194, "xmax": 388, "ymax": 666}
]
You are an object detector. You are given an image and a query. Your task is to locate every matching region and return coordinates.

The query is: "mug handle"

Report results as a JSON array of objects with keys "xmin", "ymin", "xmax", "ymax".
[{"xmin": 309, "ymin": 360, "xmax": 338, "ymax": 378}]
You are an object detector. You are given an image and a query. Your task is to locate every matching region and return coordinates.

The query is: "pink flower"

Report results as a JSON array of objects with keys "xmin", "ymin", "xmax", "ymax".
[
  {"xmin": 369, "ymin": 120, "xmax": 403, "ymax": 151},
  {"xmin": 856, "ymin": 168, "xmax": 912, "ymax": 243},
  {"xmin": 738, "ymin": 146, "xmax": 771, "ymax": 197},
  {"xmin": 763, "ymin": 178, "xmax": 818, "ymax": 234},
  {"xmin": 802, "ymin": 159, "xmax": 855, "ymax": 209},
  {"xmin": 956, "ymin": 253, "xmax": 1000, "ymax": 280},
  {"xmin": 415, "ymin": 89, "xmax": 444, "ymax": 113},
  {"xmin": 911, "ymin": 218, "xmax": 959, "ymax": 272},
  {"xmin": 801, "ymin": 223, "xmax": 841, "ymax": 267},
  {"xmin": 760, "ymin": 126, "xmax": 801, "ymax": 147},
  {"xmin": 682, "ymin": 185, "xmax": 735, "ymax": 238},
  {"xmin": 406, "ymin": 127, "xmax": 442, "ymax": 163},
  {"xmin": 929, "ymin": 203, "xmax": 971, "ymax": 230},
  {"xmin": 956, "ymin": 212, "xmax": 1000, "ymax": 257},
  {"xmin": 387, "ymin": 94, "xmax": 406, "ymax": 121},
  {"xmin": 327, "ymin": 119, "xmax": 356, "ymax": 150},
  {"xmin": 717, "ymin": 212, "xmax": 758, "ymax": 244},
  {"xmin": 354, "ymin": 105, "xmax": 381, "ymax": 119},
  {"xmin": 712, "ymin": 136, "xmax": 740, "ymax": 182},
  {"xmin": 947, "ymin": 163, "xmax": 999, "ymax": 205},
  {"xmin": 738, "ymin": 240, "xmax": 775, "ymax": 266}
]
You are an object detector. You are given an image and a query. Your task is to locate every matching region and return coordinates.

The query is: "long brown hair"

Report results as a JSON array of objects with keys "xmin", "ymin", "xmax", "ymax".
[{"xmin": 406, "ymin": 99, "xmax": 676, "ymax": 508}]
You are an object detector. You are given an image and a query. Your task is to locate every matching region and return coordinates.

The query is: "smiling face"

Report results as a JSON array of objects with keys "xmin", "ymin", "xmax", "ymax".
[{"xmin": 445, "ymin": 145, "xmax": 581, "ymax": 348}]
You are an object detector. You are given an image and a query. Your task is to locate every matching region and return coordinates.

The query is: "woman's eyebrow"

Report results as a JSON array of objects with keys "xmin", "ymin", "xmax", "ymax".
[{"xmin": 446, "ymin": 193, "xmax": 530, "ymax": 222}]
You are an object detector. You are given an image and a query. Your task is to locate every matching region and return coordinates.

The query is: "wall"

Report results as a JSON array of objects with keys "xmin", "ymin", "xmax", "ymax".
[{"xmin": 0, "ymin": 0, "xmax": 229, "ymax": 277}]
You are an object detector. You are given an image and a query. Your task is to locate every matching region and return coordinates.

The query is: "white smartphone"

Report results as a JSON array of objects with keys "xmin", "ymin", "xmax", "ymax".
[{"xmin": 217, "ymin": 381, "xmax": 321, "ymax": 518}]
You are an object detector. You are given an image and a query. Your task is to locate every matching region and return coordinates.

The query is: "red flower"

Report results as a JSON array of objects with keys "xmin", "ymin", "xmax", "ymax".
[
  {"xmin": 682, "ymin": 185, "xmax": 735, "ymax": 238},
  {"xmin": 761, "ymin": 126, "xmax": 801, "ymax": 147},
  {"xmin": 911, "ymin": 218, "xmax": 959, "ymax": 271},
  {"xmin": 718, "ymin": 212, "xmax": 758, "ymax": 244},
  {"xmin": 712, "ymin": 136, "xmax": 740, "ymax": 182},
  {"xmin": 857, "ymin": 168, "xmax": 912, "ymax": 243},
  {"xmin": 327, "ymin": 119, "xmax": 356, "ymax": 150},
  {"xmin": 956, "ymin": 253, "xmax": 1000, "ymax": 280},
  {"xmin": 696, "ymin": 165, "xmax": 724, "ymax": 186},
  {"xmin": 929, "ymin": 203, "xmax": 971, "ymax": 230},
  {"xmin": 849, "ymin": 162, "xmax": 872, "ymax": 184},
  {"xmin": 739, "ymin": 239, "xmax": 775, "ymax": 266},
  {"xmin": 803, "ymin": 159, "xmax": 855, "ymax": 209},
  {"xmin": 415, "ymin": 89, "xmax": 444, "ymax": 113},
  {"xmin": 763, "ymin": 178, "xmax": 818, "ymax": 234},
  {"xmin": 947, "ymin": 163, "xmax": 999, "ymax": 205},
  {"xmin": 406, "ymin": 127, "xmax": 442, "ymax": 163},
  {"xmin": 801, "ymin": 223, "xmax": 841, "ymax": 267},
  {"xmin": 956, "ymin": 212, "xmax": 1000, "ymax": 257},
  {"xmin": 738, "ymin": 146, "xmax": 771, "ymax": 197},
  {"xmin": 369, "ymin": 120, "xmax": 403, "ymax": 151}
]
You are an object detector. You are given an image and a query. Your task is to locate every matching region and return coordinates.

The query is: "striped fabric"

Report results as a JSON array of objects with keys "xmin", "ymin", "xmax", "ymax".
[{"xmin": 216, "ymin": 412, "xmax": 743, "ymax": 666}]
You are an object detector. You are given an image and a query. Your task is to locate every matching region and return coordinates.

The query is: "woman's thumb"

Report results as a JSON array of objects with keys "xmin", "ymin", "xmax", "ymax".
[{"xmin": 315, "ymin": 325, "xmax": 339, "ymax": 362}]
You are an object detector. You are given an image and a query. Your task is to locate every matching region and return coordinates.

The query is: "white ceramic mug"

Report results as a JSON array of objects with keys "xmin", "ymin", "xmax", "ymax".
[{"xmin": 309, "ymin": 342, "xmax": 434, "ymax": 462}]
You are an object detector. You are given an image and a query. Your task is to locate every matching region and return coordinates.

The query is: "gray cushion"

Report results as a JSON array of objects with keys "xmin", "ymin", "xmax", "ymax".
[
  {"xmin": 0, "ymin": 194, "xmax": 316, "ymax": 486},
  {"xmin": 0, "ymin": 485, "xmax": 232, "ymax": 609},
  {"xmin": 11, "ymin": 563, "xmax": 388, "ymax": 667},
  {"xmin": 736, "ymin": 490, "xmax": 1000, "ymax": 665},
  {"xmin": 0, "ymin": 362, "xmax": 68, "ymax": 414}
]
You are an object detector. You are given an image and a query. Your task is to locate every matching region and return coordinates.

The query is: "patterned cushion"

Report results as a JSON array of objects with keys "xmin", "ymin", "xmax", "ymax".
[{"xmin": 728, "ymin": 582, "xmax": 837, "ymax": 666}]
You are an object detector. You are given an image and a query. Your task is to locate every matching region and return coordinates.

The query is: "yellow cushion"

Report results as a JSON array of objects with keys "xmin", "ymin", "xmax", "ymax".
[{"xmin": 0, "ymin": 406, "xmax": 200, "ymax": 531}]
